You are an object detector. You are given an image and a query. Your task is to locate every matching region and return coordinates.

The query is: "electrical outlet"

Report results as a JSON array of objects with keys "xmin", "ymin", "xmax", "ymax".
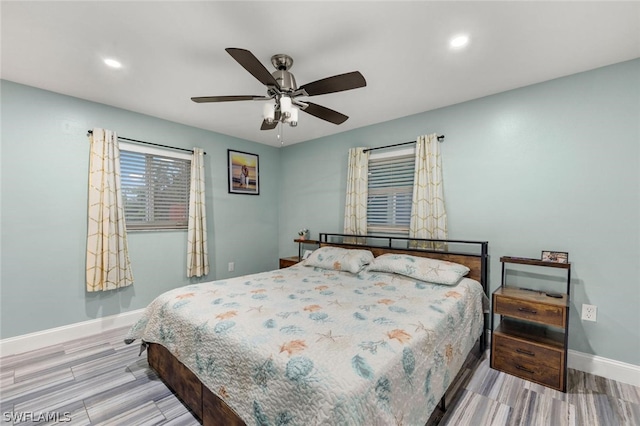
[
  {"xmin": 228, "ymin": 262, "xmax": 235, "ymax": 272},
  {"xmin": 581, "ymin": 304, "xmax": 597, "ymax": 322}
]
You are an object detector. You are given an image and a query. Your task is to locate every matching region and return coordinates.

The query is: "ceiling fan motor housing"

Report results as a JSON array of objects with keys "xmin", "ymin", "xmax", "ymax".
[
  {"xmin": 270, "ymin": 54, "xmax": 296, "ymax": 91},
  {"xmin": 272, "ymin": 70, "xmax": 297, "ymax": 92}
]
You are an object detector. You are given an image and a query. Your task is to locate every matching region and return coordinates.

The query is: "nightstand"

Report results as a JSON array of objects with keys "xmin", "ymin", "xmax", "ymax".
[
  {"xmin": 490, "ymin": 256, "xmax": 571, "ymax": 392},
  {"xmin": 279, "ymin": 256, "xmax": 300, "ymax": 269},
  {"xmin": 280, "ymin": 239, "xmax": 320, "ymax": 269}
]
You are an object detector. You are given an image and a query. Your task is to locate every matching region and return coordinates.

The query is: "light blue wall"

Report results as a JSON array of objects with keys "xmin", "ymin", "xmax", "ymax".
[
  {"xmin": 278, "ymin": 59, "xmax": 640, "ymax": 365},
  {"xmin": 1, "ymin": 80, "xmax": 280, "ymax": 339},
  {"xmin": 3, "ymin": 59, "xmax": 639, "ymax": 366}
]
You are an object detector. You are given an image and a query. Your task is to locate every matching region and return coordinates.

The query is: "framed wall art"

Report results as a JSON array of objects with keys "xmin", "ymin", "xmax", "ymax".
[
  {"xmin": 228, "ymin": 149, "xmax": 259, "ymax": 195},
  {"xmin": 541, "ymin": 250, "xmax": 569, "ymax": 263}
]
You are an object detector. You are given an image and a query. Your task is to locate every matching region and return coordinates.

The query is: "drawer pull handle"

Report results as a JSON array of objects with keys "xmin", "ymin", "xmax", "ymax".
[
  {"xmin": 516, "ymin": 364, "xmax": 535, "ymax": 374},
  {"xmin": 517, "ymin": 307, "xmax": 537, "ymax": 314},
  {"xmin": 516, "ymin": 348, "xmax": 535, "ymax": 357}
]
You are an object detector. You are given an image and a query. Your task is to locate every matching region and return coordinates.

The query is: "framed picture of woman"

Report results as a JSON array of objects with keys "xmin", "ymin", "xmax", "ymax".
[{"xmin": 227, "ymin": 149, "xmax": 259, "ymax": 195}]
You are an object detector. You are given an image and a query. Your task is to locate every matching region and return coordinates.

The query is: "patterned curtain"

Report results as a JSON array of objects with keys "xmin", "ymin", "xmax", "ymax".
[
  {"xmin": 187, "ymin": 147, "xmax": 209, "ymax": 277},
  {"xmin": 409, "ymin": 134, "xmax": 447, "ymax": 249},
  {"xmin": 86, "ymin": 128, "xmax": 134, "ymax": 291},
  {"xmin": 343, "ymin": 147, "xmax": 369, "ymax": 242}
]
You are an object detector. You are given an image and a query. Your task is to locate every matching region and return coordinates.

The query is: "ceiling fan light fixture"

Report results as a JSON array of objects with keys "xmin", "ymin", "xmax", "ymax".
[
  {"xmin": 288, "ymin": 106, "xmax": 299, "ymax": 127},
  {"xmin": 280, "ymin": 96, "xmax": 292, "ymax": 119},
  {"xmin": 263, "ymin": 102, "xmax": 275, "ymax": 124}
]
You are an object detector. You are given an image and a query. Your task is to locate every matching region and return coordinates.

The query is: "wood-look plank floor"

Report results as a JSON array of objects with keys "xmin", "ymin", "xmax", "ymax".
[{"xmin": 1, "ymin": 327, "xmax": 638, "ymax": 425}]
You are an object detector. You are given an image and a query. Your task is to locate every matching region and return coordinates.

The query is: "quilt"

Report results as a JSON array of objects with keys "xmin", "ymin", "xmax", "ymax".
[{"xmin": 125, "ymin": 262, "xmax": 486, "ymax": 425}]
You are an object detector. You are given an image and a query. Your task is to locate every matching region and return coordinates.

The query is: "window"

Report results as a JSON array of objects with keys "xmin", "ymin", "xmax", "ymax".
[
  {"xmin": 119, "ymin": 143, "xmax": 191, "ymax": 230},
  {"xmin": 367, "ymin": 148, "xmax": 415, "ymax": 235}
]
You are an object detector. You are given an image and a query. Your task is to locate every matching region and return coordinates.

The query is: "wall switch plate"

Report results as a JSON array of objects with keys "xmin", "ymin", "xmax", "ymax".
[
  {"xmin": 581, "ymin": 304, "xmax": 597, "ymax": 322},
  {"xmin": 228, "ymin": 262, "xmax": 234, "ymax": 272}
]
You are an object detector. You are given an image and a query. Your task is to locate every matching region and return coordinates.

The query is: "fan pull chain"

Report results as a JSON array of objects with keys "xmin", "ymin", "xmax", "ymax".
[{"xmin": 278, "ymin": 121, "xmax": 285, "ymax": 146}]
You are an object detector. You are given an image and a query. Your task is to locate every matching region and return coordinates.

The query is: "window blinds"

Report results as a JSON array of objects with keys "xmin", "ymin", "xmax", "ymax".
[
  {"xmin": 367, "ymin": 153, "xmax": 414, "ymax": 234},
  {"xmin": 120, "ymin": 149, "xmax": 191, "ymax": 230}
]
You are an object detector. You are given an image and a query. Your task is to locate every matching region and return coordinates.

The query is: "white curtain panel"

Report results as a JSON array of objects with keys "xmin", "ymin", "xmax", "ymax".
[
  {"xmin": 343, "ymin": 147, "xmax": 370, "ymax": 239},
  {"xmin": 187, "ymin": 147, "xmax": 209, "ymax": 277},
  {"xmin": 409, "ymin": 134, "xmax": 448, "ymax": 249},
  {"xmin": 86, "ymin": 128, "xmax": 134, "ymax": 292}
]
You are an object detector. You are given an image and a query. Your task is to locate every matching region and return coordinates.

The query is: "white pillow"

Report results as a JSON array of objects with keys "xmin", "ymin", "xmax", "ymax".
[
  {"xmin": 367, "ymin": 253, "xmax": 469, "ymax": 285},
  {"xmin": 304, "ymin": 246, "xmax": 374, "ymax": 274}
]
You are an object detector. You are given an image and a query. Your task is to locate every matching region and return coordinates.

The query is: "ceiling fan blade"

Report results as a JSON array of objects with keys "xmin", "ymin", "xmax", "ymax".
[
  {"xmin": 299, "ymin": 71, "xmax": 366, "ymax": 96},
  {"xmin": 260, "ymin": 111, "xmax": 281, "ymax": 130},
  {"xmin": 301, "ymin": 102, "xmax": 349, "ymax": 125},
  {"xmin": 191, "ymin": 95, "xmax": 265, "ymax": 103},
  {"xmin": 226, "ymin": 48, "xmax": 280, "ymax": 88}
]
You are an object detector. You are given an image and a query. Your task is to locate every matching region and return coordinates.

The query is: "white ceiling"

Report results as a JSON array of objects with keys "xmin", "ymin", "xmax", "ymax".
[{"xmin": 2, "ymin": 1, "xmax": 639, "ymax": 147}]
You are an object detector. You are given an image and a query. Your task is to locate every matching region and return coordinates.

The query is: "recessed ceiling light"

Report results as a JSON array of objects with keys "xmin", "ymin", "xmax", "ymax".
[
  {"xmin": 103, "ymin": 58, "xmax": 122, "ymax": 69},
  {"xmin": 450, "ymin": 35, "xmax": 469, "ymax": 49}
]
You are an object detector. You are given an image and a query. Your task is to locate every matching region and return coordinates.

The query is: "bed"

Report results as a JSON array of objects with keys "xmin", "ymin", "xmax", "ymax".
[{"xmin": 125, "ymin": 234, "xmax": 489, "ymax": 425}]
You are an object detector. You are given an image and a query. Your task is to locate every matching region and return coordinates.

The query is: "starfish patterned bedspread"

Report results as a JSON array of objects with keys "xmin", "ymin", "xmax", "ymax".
[{"xmin": 125, "ymin": 262, "xmax": 486, "ymax": 425}]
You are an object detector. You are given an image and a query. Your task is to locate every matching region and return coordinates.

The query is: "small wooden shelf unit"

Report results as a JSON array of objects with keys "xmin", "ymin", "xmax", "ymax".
[{"xmin": 490, "ymin": 256, "xmax": 571, "ymax": 392}]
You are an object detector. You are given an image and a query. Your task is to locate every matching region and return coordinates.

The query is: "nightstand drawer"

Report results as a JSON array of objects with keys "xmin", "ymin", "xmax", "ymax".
[
  {"xmin": 279, "ymin": 256, "xmax": 299, "ymax": 269},
  {"xmin": 492, "ymin": 332, "xmax": 563, "ymax": 389},
  {"xmin": 494, "ymin": 294, "xmax": 565, "ymax": 328}
]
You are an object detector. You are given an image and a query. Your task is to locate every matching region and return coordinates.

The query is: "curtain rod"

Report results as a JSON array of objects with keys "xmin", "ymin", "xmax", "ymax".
[
  {"xmin": 87, "ymin": 130, "xmax": 206, "ymax": 155},
  {"xmin": 362, "ymin": 135, "xmax": 444, "ymax": 153}
]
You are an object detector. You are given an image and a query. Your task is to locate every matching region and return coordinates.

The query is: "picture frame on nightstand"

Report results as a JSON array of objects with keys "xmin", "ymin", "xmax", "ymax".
[{"xmin": 541, "ymin": 250, "xmax": 569, "ymax": 263}]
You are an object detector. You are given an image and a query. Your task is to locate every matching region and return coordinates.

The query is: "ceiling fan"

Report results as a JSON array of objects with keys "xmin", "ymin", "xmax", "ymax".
[{"xmin": 191, "ymin": 48, "xmax": 366, "ymax": 130}]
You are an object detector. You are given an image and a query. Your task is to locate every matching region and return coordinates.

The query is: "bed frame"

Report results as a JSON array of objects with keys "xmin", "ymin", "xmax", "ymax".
[{"xmin": 146, "ymin": 234, "xmax": 489, "ymax": 426}]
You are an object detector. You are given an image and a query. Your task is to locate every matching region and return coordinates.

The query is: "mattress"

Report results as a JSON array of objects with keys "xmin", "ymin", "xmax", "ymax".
[{"xmin": 125, "ymin": 262, "xmax": 486, "ymax": 425}]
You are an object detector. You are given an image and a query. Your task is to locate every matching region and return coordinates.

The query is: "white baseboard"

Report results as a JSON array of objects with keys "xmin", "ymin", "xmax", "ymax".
[
  {"xmin": 568, "ymin": 349, "xmax": 640, "ymax": 387},
  {"xmin": 0, "ymin": 309, "xmax": 145, "ymax": 357}
]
